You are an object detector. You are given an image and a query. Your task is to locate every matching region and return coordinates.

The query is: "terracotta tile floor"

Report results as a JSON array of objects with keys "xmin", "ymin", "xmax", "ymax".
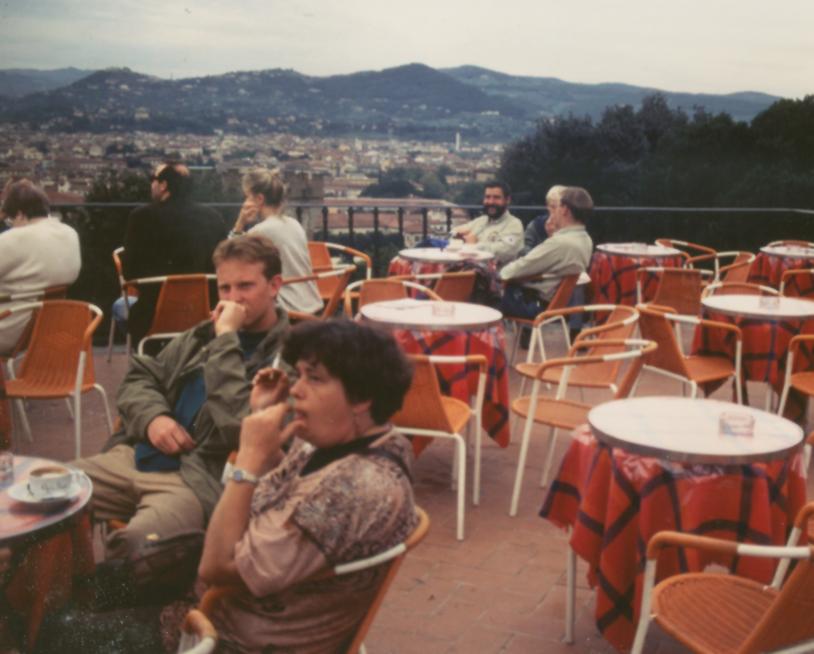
[{"xmin": 6, "ymin": 329, "xmax": 813, "ymax": 654}]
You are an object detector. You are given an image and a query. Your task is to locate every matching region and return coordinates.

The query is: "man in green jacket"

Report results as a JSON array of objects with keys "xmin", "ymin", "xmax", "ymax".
[{"xmin": 75, "ymin": 234, "xmax": 289, "ymax": 570}]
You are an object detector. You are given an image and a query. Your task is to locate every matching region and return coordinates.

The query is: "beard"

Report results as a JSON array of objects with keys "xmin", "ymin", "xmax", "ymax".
[{"xmin": 483, "ymin": 203, "xmax": 506, "ymax": 219}]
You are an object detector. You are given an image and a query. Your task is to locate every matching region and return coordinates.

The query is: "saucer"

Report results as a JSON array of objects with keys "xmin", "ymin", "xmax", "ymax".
[{"xmin": 7, "ymin": 479, "xmax": 82, "ymax": 508}]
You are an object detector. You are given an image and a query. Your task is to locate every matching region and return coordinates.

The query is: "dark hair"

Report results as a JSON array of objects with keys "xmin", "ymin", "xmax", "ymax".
[
  {"xmin": 155, "ymin": 161, "xmax": 192, "ymax": 199},
  {"xmin": 1, "ymin": 179, "xmax": 50, "ymax": 219},
  {"xmin": 484, "ymin": 180, "xmax": 511, "ymax": 198},
  {"xmin": 560, "ymin": 186, "xmax": 594, "ymax": 225},
  {"xmin": 212, "ymin": 234, "xmax": 282, "ymax": 279},
  {"xmin": 282, "ymin": 319, "xmax": 414, "ymax": 424}
]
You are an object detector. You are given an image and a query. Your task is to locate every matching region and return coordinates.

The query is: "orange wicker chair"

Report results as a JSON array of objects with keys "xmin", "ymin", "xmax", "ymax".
[
  {"xmin": 636, "ymin": 267, "xmax": 704, "ymax": 316},
  {"xmin": 770, "ymin": 497, "xmax": 814, "ymax": 588},
  {"xmin": 342, "ymin": 278, "xmax": 441, "ymax": 317},
  {"xmin": 308, "ymin": 241, "xmax": 372, "ymax": 305},
  {"xmin": 776, "ymin": 334, "xmax": 814, "ymax": 417},
  {"xmin": 779, "ymin": 269, "xmax": 814, "ymax": 299},
  {"xmin": 1, "ymin": 300, "xmax": 113, "ymax": 457},
  {"xmin": 635, "ymin": 304, "xmax": 743, "ymax": 403},
  {"xmin": 631, "ymin": 528, "xmax": 814, "ymax": 654},
  {"xmin": 685, "ymin": 251, "xmax": 756, "ymax": 284},
  {"xmin": 176, "ymin": 609, "xmax": 217, "ymax": 654},
  {"xmin": 389, "ymin": 271, "xmax": 477, "ymax": 302},
  {"xmin": 509, "ymin": 338, "xmax": 656, "ymax": 516},
  {"xmin": 106, "ymin": 246, "xmax": 136, "ymax": 361},
  {"xmin": 515, "ymin": 304, "xmax": 640, "ymax": 398},
  {"xmin": 191, "ymin": 507, "xmax": 429, "ymax": 654},
  {"xmin": 655, "ymin": 238, "xmax": 717, "ymax": 264},
  {"xmin": 702, "ymin": 281, "xmax": 779, "ymax": 298},
  {"xmin": 504, "ymin": 273, "xmax": 581, "ymax": 365},
  {"xmin": 135, "ymin": 274, "xmax": 216, "ymax": 355},
  {"xmin": 283, "ymin": 265, "xmax": 355, "ymax": 323},
  {"xmin": 392, "ymin": 355, "xmax": 486, "ymax": 540}
]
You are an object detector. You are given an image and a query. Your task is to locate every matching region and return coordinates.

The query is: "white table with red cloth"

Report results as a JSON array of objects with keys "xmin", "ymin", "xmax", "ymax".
[
  {"xmin": 359, "ymin": 299, "xmax": 510, "ymax": 453},
  {"xmin": 748, "ymin": 244, "xmax": 814, "ymax": 289},
  {"xmin": 589, "ymin": 243, "xmax": 684, "ymax": 306},
  {"xmin": 540, "ymin": 397, "xmax": 806, "ymax": 652},
  {"xmin": 388, "ymin": 247, "xmax": 496, "ymax": 277}
]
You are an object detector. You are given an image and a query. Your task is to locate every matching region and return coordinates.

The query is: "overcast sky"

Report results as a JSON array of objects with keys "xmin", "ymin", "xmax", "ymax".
[{"xmin": 0, "ymin": 0, "xmax": 811, "ymax": 98}]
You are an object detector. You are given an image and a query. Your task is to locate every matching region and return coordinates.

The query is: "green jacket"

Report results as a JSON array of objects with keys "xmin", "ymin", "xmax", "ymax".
[{"xmin": 105, "ymin": 308, "xmax": 289, "ymax": 519}]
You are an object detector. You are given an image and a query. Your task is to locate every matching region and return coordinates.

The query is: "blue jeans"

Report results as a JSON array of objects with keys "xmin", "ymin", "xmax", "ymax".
[{"xmin": 112, "ymin": 295, "xmax": 137, "ymax": 328}]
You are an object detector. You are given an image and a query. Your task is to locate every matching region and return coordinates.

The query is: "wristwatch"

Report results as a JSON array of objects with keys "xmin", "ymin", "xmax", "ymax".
[{"xmin": 225, "ymin": 467, "xmax": 259, "ymax": 485}]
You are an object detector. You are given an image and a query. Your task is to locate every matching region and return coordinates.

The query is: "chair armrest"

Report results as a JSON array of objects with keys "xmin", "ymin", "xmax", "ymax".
[
  {"xmin": 182, "ymin": 609, "xmax": 217, "ymax": 640},
  {"xmin": 646, "ymin": 530, "xmax": 813, "ymax": 562},
  {"xmin": 788, "ymin": 334, "xmax": 814, "ymax": 357}
]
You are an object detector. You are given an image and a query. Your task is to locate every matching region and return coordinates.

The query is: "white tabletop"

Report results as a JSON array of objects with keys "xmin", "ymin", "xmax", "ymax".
[
  {"xmin": 597, "ymin": 242, "xmax": 682, "ymax": 258},
  {"xmin": 360, "ymin": 298, "xmax": 502, "ymax": 332},
  {"xmin": 588, "ymin": 396, "xmax": 803, "ymax": 464},
  {"xmin": 760, "ymin": 244, "xmax": 814, "ymax": 260},
  {"xmin": 399, "ymin": 247, "xmax": 494, "ymax": 264},
  {"xmin": 702, "ymin": 294, "xmax": 814, "ymax": 320}
]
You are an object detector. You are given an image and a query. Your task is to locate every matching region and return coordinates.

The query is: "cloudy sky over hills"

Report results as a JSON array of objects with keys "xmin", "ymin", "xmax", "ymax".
[{"xmin": 0, "ymin": 0, "xmax": 811, "ymax": 98}]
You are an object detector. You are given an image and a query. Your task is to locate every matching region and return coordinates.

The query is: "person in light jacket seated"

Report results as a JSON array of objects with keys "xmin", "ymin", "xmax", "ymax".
[
  {"xmin": 0, "ymin": 179, "xmax": 81, "ymax": 356},
  {"xmin": 450, "ymin": 180, "xmax": 523, "ymax": 265},
  {"xmin": 231, "ymin": 169, "xmax": 323, "ymax": 316},
  {"xmin": 499, "ymin": 186, "xmax": 594, "ymax": 320}
]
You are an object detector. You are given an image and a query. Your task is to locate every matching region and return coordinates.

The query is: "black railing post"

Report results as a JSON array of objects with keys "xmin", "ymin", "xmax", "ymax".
[
  {"xmin": 421, "ymin": 207, "xmax": 429, "ymax": 241},
  {"xmin": 372, "ymin": 207, "xmax": 380, "ymax": 273},
  {"xmin": 348, "ymin": 207, "xmax": 355, "ymax": 245},
  {"xmin": 445, "ymin": 207, "xmax": 453, "ymax": 234},
  {"xmin": 321, "ymin": 206, "xmax": 328, "ymax": 240},
  {"xmin": 397, "ymin": 207, "xmax": 404, "ymax": 240}
]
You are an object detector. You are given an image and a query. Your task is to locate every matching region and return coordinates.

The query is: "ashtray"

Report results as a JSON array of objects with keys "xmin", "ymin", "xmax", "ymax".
[
  {"xmin": 431, "ymin": 302, "xmax": 455, "ymax": 318},
  {"xmin": 758, "ymin": 295, "xmax": 780, "ymax": 310},
  {"xmin": 719, "ymin": 411, "xmax": 755, "ymax": 437}
]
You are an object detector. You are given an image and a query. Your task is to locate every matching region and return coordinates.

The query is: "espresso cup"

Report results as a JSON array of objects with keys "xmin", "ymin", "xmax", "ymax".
[{"xmin": 27, "ymin": 465, "xmax": 75, "ymax": 499}]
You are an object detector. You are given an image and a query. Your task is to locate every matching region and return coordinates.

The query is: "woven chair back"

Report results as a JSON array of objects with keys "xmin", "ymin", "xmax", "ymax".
[
  {"xmin": 636, "ymin": 306, "xmax": 689, "ymax": 378},
  {"xmin": 740, "ymin": 553, "xmax": 814, "ymax": 653},
  {"xmin": 17, "ymin": 300, "xmax": 99, "ymax": 392},
  {"xmin": 433, "ymin": 272, "xmax": 475, "ymax": 302},
  {"xmin": 148, "ymin": 275, "xmax": 212, "ymax": 335},
  {"xmin": 651, "ymin": 269, "xmax": 703, "ymax": 316},
  {"xmin": 390, "ymin": 357, "xmax": 453, "ymax": 433}
]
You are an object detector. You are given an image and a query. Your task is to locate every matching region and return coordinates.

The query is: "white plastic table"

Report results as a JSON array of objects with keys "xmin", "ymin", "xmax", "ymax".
[
  {"xmin": 398, "ymin": 247, "xmax": 495, "ymax": 264},
  {"xmin": 588, "ymin": 396, "xmax": 803, "ymax": 464},
  {"xmin": 760, "ymin": 244, "xmax": 814, "ymax": 260},
  {"xmin": 596, "ymin": 243, "xmax": 682, "ymax": 259},
  {"xmin": 701, "ymin": 294, "xmax": 814, "ymax": 321},
  {"xmin": 360, "ymin": 298, "xmax": 503, "ymax": 332}
]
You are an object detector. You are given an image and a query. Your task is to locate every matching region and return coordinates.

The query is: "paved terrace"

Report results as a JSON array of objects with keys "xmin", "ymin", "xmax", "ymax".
[{"xmin": 7, "ymin": 328, "xmax": 813, "ymax": 654}]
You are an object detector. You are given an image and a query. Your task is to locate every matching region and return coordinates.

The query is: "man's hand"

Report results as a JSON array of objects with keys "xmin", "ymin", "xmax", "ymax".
[
  {"xmin": 250, "ymin": 367, "xmax": 290, "ymax": 412},
  {"xmin": 462, "ymin": 231, "xmax": 477, "ymax": 244},
  {"xmin": 147, "ymin": 415, "xmax": 195, "ymax": 455},
  {"xmin": 545, "ymin": 215, "xmax": 559, "ymax": 236},
  {"xmin": 211, "ymin": 300, "xmax": 247, "ymax": 336},
  {"xmin": 235, "ymin": 404, "xmax": 304, "ymax": 475}
]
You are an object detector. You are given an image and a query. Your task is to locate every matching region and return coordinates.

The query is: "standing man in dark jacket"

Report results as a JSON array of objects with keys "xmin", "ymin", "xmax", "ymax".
[
  {"xmin": 122, "ymin": 161, "xmax": 228, "ymax": 344},
  {"xmin": 76, "ymin": 235, "xmax": 288, "ymax": 571}
]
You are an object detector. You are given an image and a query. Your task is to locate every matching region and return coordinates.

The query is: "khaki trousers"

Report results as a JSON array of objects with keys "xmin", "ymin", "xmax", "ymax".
[{"xmin": 74, "ymin": 444, "xmax": 204, "ymax": 561}]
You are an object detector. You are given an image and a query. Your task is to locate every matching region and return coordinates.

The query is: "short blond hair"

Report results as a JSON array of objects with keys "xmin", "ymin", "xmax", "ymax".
[{"xmin": 242, "ymin": 169, "xmax": 286, "ymax": 208}]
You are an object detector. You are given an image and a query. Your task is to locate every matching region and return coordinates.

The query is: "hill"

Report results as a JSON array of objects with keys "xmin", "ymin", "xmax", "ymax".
[
  {"xmin": 0, "ymin": 63, "xmax": 782, "ymax": 141},
  {"xmin": 0, "ymin": 67, "xmax": 95, "ymax": 98}
]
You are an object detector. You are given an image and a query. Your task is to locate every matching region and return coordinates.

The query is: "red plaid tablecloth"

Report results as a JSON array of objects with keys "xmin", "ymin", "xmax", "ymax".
[
  {"xmin": 691, "ymin": 307, "xmax": 814, "ymax": 406},
  {"xmin": 392, "ymin": 325, "xmax": 510, "ymax": 454},
  {"xmin": 589, "ymin": 252, "xmax": 684, "ymax": 306},
  {"xmin": 748, "ymin": 252, "xmax": 814, "ymax": 289},
  {"xmin": 540, "ymin": 425, "xmax": 806, "ymax": 653},
  {"xmin": 388, "ymin": 256, "xmax": 445, "ymax": 276}
]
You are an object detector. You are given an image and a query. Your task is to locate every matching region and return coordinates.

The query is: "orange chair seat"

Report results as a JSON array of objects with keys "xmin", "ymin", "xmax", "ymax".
[
  {"xmin": 441, "ymin": 396, "xmax": 472, "ymax": 434},
  {"xmin": 5, "ymin": 378, "xmax": 97, "ymax": 399},
  {"xmin": 516, "ymin": 362, "xmax": 618, "ymax": 390},
  {"xmin": 790, "ymin": 371, "xmax": 814, "ymax": 395},
  {"xmin": 652, "ymin": 572, "xmax": 777, "ymax": 654},
  {"xmin": 511, "ymin": 396, "xmax": 589, "ymax": 431},
  {"xmin": 684, "ymin": 355, "xmax": 737, "ymax": 384}
]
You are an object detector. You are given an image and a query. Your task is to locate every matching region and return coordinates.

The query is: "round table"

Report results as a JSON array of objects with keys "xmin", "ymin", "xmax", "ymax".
[
  {"xmin": 360, "ymin": 299, "xmax": 503, "ymax": 332},
  {"xmin": 701, "ymin": 294, "xmax": 814, "ymax": 321},
  {"xmin": 596, "ymin": 243, "xmax": 682, "ymax": 259},
  {"xmin": 398, "ymin": 247, "xmax": 495, "ymax": 264},
  {"xmin": 0, "ymin": 456, "xmax": 92, "ymax": 543},
  {"xmin": 588, "ymin": 396, "xmax": 803, "ymax": 464},
  {"xmin": 760, "ymin": 244, "xmax": 814, "ymax": 260}
]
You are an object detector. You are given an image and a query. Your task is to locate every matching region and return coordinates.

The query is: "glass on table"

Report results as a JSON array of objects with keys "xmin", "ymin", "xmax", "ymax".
[
  {"xmin": 719, "ymin": 411, "xmax": 755, "ymax": 437},
  {"xmin": 758, "ymin": 295, "xmax": 780, "ymax": 310},
  {"xmin": 431, "ymin": 302, "xmax": 456, "ymax": 318}
]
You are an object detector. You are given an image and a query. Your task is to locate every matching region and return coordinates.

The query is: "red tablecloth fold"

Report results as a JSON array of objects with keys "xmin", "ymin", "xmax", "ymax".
[
  {"xmin": 393, "ymin": 326, "xmax": 510, "ymax": 454},
  {"xmin": 540, "ymin": 425, "xmax": 806, "ymax": 653},
  {"xmin": 5, "ymin": 512, "xmax": 95, "ymax": 647},
  {"xmin": 748, "ymin": 252, "xmax": 814, "ymax": 289},
  {"xmin": 589, "ymin": 252, "xmax": 684, "ymax": 306}
]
